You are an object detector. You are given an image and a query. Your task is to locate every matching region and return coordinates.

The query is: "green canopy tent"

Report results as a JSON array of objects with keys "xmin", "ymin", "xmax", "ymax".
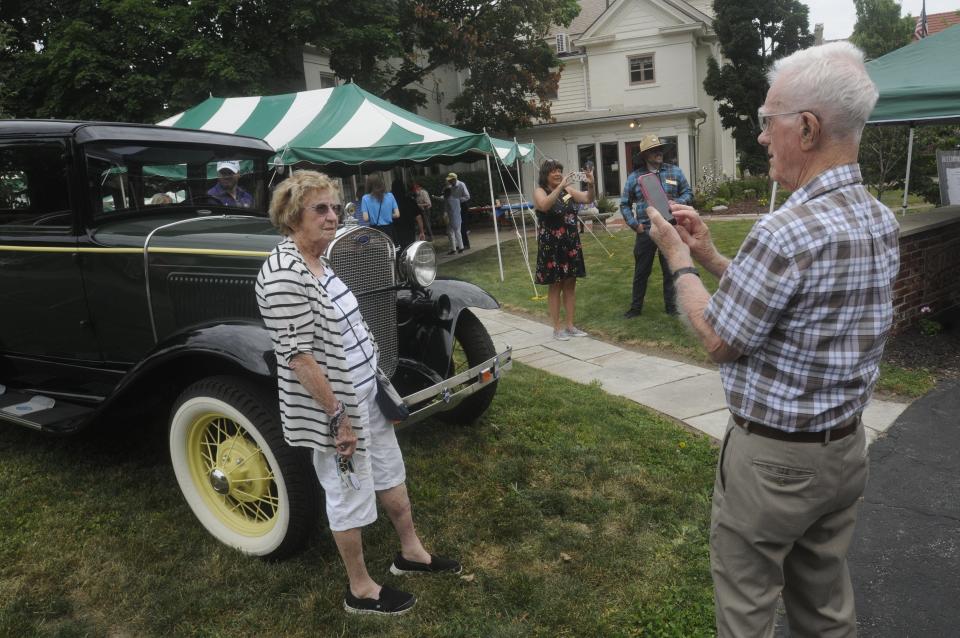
[
  {"xmin": 158, "ymin": 83, "xmax": 534, "ymax": 169},
  {"xmin": 866, "ymin": 24, "xmax": 960, "ymax": 212},
  {"xmin": 158, "ymin": 83, "xmax": 535, "ymax": 279}
]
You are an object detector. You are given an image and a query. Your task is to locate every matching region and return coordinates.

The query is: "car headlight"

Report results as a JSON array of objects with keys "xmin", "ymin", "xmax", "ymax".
[{"xmin": 399, "ymin": 240, "xmax": 436, "ymax": 287}]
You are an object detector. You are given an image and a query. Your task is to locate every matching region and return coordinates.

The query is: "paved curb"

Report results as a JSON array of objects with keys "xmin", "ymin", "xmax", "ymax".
[{"xmin": 476, "ymin": 307, "xmax": 908, "ymax": 444}]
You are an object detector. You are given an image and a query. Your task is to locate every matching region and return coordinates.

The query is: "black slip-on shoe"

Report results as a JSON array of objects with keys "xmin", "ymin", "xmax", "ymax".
[
  {"xmin": 623, "ymin": 308, "xmax": 643, "ymax": 318},
  {"xmin": 389, "ymin": 552, "xmax": 463, "ymax": 576},
  {"xmin": 343, "ymin": 585, "xmax": 416, "ymax": 616}
]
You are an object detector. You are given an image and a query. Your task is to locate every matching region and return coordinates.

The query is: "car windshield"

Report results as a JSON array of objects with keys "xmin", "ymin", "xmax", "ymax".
[{"xmin": 85, "ymin": 142, "xmax": 269, "ymax": 221}]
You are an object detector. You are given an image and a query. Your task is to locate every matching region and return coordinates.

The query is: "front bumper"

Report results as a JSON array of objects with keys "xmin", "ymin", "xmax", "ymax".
[{"xmin": 398, "ymin": 346, "xmax": 513, "ymax": 427}]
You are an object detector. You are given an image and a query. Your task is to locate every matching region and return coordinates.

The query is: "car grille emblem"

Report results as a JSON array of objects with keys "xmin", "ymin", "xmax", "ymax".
[{"xmin": 355, "ymin": 234, "xmax": 370, "ymax": 245}]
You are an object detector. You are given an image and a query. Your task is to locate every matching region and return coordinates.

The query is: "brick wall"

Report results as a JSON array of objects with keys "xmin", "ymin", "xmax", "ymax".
[{"xmin": 892, "ymin": 216, "xmax": 960, "ymax": 333}]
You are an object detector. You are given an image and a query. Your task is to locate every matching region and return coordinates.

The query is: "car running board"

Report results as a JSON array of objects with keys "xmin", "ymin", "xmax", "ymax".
[{"xmin": 0, "ymin": 386, "xmax": 94, "ymax": 433}]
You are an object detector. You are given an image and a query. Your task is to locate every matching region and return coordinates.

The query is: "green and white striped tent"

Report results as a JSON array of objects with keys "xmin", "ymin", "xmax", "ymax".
[
  {"xmin": 158, "ymin": 83, "xmax": 534, "ymax": 169},
  {"xmin": 159, "ymin": 82, "xmax": 535, "ymax": 281}
]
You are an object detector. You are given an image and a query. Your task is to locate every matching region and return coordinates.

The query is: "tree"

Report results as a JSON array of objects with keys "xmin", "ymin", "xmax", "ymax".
[
  {"xmin": 911, "ymin": 126, "xmax": 960, "ymax": 206},
  {"xmin": 849, "ymin": 0, "xmax": 915, "ymax": 61},
  {"xmin": 703, "ymin": 0, "xmax": 814, "ymax": 175},
  {"xmin": 849, "ymin": 0, "xmax": 915, "ymax": 199},
  {"xmin": 1, "ymin": 0, "xmax": 578, "ymax": 135},
  {"xmin": 320, "ymin": 0, "xmax": 580, "ymax": 134},
  {"xmin": 0, "ymin": 0, "xmax": 320, "ymax": 123},
  {"xmin": 859, "ymin": 125, "xmax": 910, "ymax": 202}
]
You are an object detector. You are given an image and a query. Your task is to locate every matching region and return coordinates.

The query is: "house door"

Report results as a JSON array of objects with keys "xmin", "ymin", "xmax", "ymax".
[{"xmin": 599, "ymin": 142, "xmax": 620, "ymax": 198}]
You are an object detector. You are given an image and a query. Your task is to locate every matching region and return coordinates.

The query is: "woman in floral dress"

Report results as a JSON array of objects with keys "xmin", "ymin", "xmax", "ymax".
[{"xmin": 533, "ymin": 159, "xmax": 595, "ymax": 340}]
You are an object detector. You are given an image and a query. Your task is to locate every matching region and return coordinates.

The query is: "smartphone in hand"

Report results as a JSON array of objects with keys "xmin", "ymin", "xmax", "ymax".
[{"xmin": 638, "ymin": 172, "xmax": 675, "ymax": 224}]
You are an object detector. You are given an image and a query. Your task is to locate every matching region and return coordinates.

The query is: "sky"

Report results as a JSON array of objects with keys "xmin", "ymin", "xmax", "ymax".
[{"xmin": 803, "ymin": 0, "xmax": 957, "ymax": 40}]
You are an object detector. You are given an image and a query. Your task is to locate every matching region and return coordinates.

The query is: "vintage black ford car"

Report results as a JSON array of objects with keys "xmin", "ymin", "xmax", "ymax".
[{"xmin": 0, "ymin": 120, "xmax": 511, "ymax": 558}]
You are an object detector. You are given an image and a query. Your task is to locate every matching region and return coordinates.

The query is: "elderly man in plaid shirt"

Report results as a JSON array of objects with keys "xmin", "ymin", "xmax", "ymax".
[{"xmin": 646, "ymin": 42, "xmax": 900, "ymax": 637}]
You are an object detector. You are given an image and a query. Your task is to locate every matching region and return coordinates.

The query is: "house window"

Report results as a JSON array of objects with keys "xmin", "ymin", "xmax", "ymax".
[
  {"xmin": 318, "ymin": 72, "xmax": 337, "ymax": 89},
  {"xmin": 628, "ymin": 54, "xmax": 655, "ymax": 85},
  {"xmin": 556, "ymin": 33, "xmax": 569, "ymax": 55}
]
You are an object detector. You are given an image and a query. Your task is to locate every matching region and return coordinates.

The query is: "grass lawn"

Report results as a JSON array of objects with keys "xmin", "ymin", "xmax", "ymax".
[
  {"xmin": 442, "ymin": 221, "xmax": 757, "ymax": 362},
  {"xmin": 443, "ymin": 221, "xmax": 933, "ymax": 398},
  {"xmin": 867, "ymin": 188, "xmax": 935, "ymax": 213},
  {"xmin": 0, "ymin": 365, "xmax": 717, "ymax": 637}
]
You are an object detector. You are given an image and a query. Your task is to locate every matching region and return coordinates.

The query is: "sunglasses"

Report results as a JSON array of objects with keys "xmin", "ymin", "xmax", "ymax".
[
  {"xmin": 307, "ymin": 202, "xmax": 343, "ymax": 216},
  {"xmin": 336, "ymin": 454, "xmax": 361, "ymax": 490}
]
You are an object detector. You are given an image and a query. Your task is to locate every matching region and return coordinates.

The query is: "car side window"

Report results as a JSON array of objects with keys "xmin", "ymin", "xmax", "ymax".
[
  {"xmin": 86, "ymin": 143, "xmax": 265, "ymax": 222},
  {"xmin": 0, "ymin": 142, "xmax": 72, "ymax": 229}
]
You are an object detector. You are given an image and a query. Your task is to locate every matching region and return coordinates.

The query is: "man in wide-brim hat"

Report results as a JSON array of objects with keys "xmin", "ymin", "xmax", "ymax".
[{"xmin": 619, "ymin": 134, "xmax": 693, "ymax": 318}]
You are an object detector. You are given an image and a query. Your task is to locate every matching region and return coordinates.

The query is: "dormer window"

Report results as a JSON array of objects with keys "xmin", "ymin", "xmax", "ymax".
[{"xmin": 556, "ymin": 33, "xmax": 569, "ymax": 55}]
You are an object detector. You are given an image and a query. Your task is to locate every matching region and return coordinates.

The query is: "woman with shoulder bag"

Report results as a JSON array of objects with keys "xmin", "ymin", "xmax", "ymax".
[
  {"xmin": 256, "ymin": 170, "xmax": 461, "ymax": 617},
  {"xmin": 360, "ymin": 174, "xmax": 400, "ymax": 243}
]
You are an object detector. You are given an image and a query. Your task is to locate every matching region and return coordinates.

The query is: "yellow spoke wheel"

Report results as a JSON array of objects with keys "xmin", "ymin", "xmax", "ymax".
[
  {"xmin": 185, "ymin": 414, "xmax": 278, "ymax": 536},
  {"xmin": 169, "ymin": 376, "xmax": 318, "ymax": 559}
]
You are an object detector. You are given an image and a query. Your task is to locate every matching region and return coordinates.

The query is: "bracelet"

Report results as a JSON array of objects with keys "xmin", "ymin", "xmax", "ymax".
[
  {"xmin": 671, "ymin": 266, "xmax": 700, "ymax": 282},
  {"xmin": 329, "ymin": 401, "xmax": 345, "ymax": 436}
]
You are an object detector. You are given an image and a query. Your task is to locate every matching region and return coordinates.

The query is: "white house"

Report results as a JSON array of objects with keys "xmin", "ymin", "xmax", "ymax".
[
  {"xmin": 302, "ymin": 0, "xmax": 737, "ymax": 200},
  {"xmin": 520, "ymin": 0, "xmax": 737, "ymax": 199}
]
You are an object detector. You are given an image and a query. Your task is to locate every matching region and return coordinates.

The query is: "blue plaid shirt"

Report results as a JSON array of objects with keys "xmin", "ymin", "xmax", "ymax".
[
  {"xmin": 704, "ymin": 164, "xmax": 900, "ymax": 432},
  {"xmin": 619, "ymin": 164, "xmax": 693, "ymax": 229}
]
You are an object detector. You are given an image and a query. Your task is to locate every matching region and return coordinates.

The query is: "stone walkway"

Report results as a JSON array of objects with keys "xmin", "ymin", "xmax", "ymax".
[{"xmin": 475, "ymin": 307, "xmax": 909, "ymax": 444}]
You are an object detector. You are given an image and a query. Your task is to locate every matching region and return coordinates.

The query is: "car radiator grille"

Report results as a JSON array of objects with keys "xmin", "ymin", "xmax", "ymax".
[{"xmin": 326, "ymin": 227, "xmax": 398, "ymax": 377}]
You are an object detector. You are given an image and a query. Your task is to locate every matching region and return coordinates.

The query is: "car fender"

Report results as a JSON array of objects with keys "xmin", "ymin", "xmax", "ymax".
[
  {"xmin": 103, "ymin": 321, "xmax": 277, "ymax": 415},
  {"xmin": 396, "ymin": 279, "xmax": 499, "ymax": 378},
  {"xmin": 427, "ymin": 278, "xmax": 500, "ymax": 315}
]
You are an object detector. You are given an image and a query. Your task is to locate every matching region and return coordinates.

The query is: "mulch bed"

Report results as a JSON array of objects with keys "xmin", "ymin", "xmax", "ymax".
[
  {"xmin": 705, "ymin": 198, "xmax": 768, "ymax": 216},
  {"xmin": 883, "ymin": 321, "xmax": 960, "ymax": 379}
]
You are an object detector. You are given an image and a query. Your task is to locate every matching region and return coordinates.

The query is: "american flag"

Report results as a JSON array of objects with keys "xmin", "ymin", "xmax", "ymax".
[{"xmin": 914, "ymin": 0, "xmax": 928, "ymax": 39}]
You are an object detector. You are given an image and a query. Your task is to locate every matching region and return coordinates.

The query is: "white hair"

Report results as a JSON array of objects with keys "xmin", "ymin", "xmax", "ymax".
[{"xmin": 768, "ymin": 42, "xmax": 878, "ymax": 142}]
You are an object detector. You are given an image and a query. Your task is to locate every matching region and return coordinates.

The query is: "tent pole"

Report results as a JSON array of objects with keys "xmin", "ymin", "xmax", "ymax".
[
  {"xmin": 901, "ymin": 127, "xmax": 915, "ymax": 217},
  {"xmin": 514, "ymin": 154, "xmax": 530, "ymax": 263},
  {"xmin": 486, "ymin": 152, "xmax": 505, "ymax": 281}
]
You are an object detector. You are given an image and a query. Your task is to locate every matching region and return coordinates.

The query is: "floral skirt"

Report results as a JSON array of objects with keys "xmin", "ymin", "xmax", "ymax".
[{"xmin": 535, "ymin": 224, "xmax": 586, "ymax": 284}]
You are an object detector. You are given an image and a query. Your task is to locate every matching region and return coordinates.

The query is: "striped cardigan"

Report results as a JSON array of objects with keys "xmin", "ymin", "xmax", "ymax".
[{"xmin": 255, "ymin": 238, "xmax": 374, "ymax": 456}]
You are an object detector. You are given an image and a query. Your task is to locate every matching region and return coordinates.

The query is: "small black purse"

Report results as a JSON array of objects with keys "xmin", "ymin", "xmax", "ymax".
[{"xmin": 374, "ymin": 368, "xmax": 409, "ymax": 423}]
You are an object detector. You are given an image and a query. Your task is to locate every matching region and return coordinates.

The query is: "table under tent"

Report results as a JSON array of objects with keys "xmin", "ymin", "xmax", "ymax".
[{"xmin": 158, "ymin": 83, "xmax": 540, "ymax": 282}]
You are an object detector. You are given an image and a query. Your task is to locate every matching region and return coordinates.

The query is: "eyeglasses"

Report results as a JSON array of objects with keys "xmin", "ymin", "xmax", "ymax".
[
  {"xmin": 307, "ymin": 202, "xmax": 342, "ymax": 216},
  {"xmin": 758, "ymin": 109, "xmax": 815, "ymax": 132},
  {"xmin": 336, "ymin": 454, "xmax": 361, "ymax": 490}
]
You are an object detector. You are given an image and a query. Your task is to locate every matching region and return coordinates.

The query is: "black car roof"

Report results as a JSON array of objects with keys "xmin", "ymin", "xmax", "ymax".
[{"xmin": 0, "ymin": 119, "xmax": 274, "ymax": 153}]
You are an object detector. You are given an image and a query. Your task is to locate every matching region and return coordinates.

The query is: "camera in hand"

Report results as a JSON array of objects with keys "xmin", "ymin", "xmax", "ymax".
[{"xmin": 571, "ymin": 171, "xmax": 587, "ymax": 183}]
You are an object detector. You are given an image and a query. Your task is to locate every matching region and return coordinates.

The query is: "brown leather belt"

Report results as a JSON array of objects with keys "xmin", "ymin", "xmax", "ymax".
[{"xmin": 732, "ymin": 414, "xmax": 861, "ymax": 443}]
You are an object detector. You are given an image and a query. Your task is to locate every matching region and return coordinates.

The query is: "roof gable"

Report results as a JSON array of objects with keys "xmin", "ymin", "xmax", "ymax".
[{"xmin": 579, "ymin": 0, "xmax": 710, "ymax": 41}]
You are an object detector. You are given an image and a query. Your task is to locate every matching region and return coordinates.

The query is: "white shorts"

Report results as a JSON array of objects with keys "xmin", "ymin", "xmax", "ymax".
[{"xmin": 312, "ymin": 389, "xmax": 406, "ymax": 532}]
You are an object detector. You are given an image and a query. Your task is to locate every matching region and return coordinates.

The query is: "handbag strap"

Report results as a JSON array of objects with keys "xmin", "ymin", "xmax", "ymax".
[{"xmin": 325, "ymin": 277, "xmax": 379, "ymax": 377}]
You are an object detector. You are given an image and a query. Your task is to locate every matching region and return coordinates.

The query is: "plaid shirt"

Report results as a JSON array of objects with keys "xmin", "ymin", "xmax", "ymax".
[
  {"xmin": 620, "ymin": 163, "xmax": 693, "ymax": 228},
  {"xmin": 704, "ymin": 164, "xmax": 900, "ymax": 432}
]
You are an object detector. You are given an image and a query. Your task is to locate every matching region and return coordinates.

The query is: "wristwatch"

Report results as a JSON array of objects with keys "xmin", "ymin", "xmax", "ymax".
[{"xmin": 671, "ymin": 266, "xmax": 700, "ymax": 282}]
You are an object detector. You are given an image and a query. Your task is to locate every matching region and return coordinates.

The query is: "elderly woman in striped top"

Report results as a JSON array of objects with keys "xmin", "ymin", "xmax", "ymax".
[{"xmin": 256, "ymin": 170, "xmax": 460, "ymax": 616}]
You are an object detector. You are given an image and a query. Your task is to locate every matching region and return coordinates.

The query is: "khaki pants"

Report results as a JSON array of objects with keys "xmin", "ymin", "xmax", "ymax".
[{"xmin": 711, "ymin": 417, "xmax": 868, "ymax": 638}]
